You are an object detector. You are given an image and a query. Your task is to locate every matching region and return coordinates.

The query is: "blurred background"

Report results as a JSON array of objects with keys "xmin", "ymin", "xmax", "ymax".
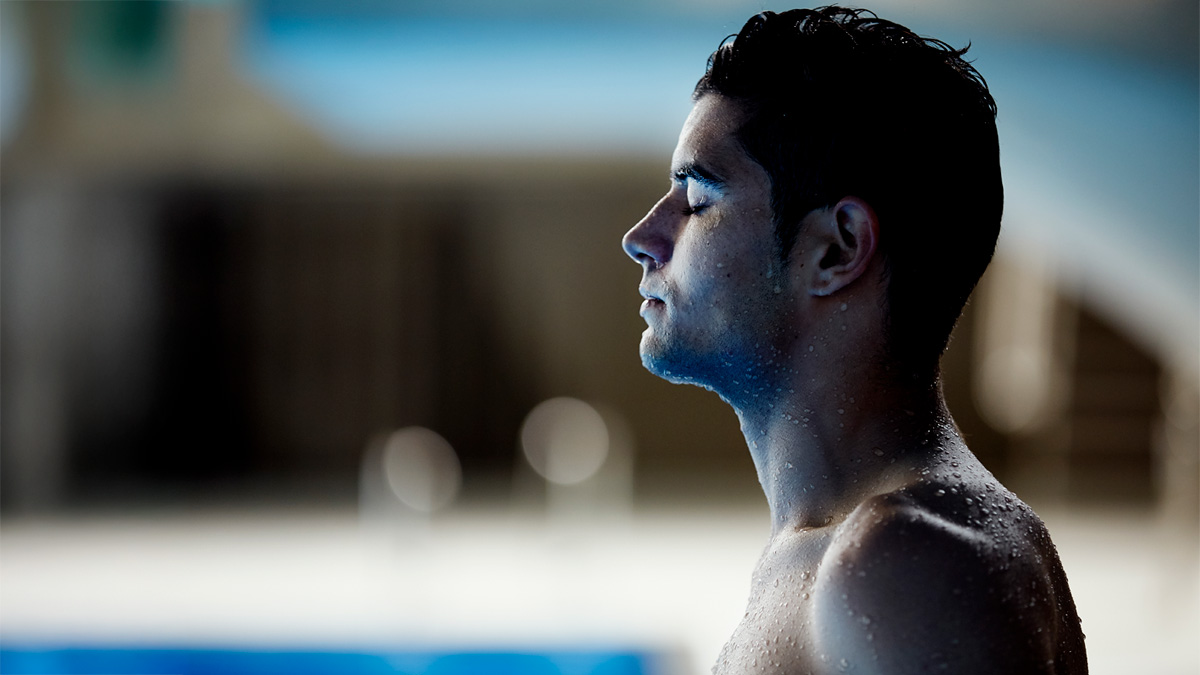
[{"xmin": 1, "ymin": 1, "xmax": 1197, "ymax": 674}]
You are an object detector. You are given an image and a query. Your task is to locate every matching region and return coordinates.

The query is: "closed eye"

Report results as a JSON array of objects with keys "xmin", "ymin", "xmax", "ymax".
[{"xmin": 684, "ymin": 176, "xmax": 716, "ymax": 217}]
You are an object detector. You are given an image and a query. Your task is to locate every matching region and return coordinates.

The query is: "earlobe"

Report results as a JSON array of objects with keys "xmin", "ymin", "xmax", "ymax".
[{"xmin": 808, "ymin": 197, "xmax": 879, "ymax": 297}]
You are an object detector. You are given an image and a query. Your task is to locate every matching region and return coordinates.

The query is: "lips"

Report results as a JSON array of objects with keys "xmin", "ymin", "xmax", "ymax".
[
  {"xmin": 638, "ymin": 286, "xmax": 663, "ymax": 303},
  {"xmin": 638, "ymin": 287, "xmax": 665, "ymax": 317}
]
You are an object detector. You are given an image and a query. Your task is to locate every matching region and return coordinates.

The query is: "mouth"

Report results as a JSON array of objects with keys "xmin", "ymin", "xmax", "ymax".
[
  {"xmin": 638, "ymin": 287, "xmax": 665, "ymax": 316},
  {"xmin": 640, "ymin": 298, "xmax": 664, "ymax": 312}
]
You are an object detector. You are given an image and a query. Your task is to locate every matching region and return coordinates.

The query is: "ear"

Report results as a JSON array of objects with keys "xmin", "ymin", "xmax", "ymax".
[{"xmin": 806, "ymin": 197, "xmax": 879, "ymax": 297}]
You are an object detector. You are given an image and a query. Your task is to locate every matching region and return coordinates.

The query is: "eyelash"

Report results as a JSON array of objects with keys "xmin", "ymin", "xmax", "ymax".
[{"xmin": 682, "ymin": 202, "xmax": 709, "ymax": 216}]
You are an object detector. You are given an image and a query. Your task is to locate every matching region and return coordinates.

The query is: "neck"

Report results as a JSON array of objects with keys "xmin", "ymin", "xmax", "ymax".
[{"xmin": 733, "ymin": 356, "xmax": 954, "ymax": 535}]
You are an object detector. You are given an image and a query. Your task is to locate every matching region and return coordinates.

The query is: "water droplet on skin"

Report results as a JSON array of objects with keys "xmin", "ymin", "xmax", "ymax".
[
  {"xmin": 838, "ymin": 408, "xmax": 845, "ymax": 414},
  {"xmin": 808, "ymin": 345, "xmax": 814, "ymax": 352},
  {"xmin": 935, "ymin": 489, "xmax": 945, "ymax": 496},
  {"xmin": 873, "ymin": 449, "xmax": 884, "ymax": 456},
  {"xmin": 840, "ymin": 303, "xmax": 848, "ymax": 311}
]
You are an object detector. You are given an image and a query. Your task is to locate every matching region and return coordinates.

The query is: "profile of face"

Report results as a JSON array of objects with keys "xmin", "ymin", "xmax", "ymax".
[{"xmin": 621, "ymin": 95, "xmax": 797, "ymax": 396}]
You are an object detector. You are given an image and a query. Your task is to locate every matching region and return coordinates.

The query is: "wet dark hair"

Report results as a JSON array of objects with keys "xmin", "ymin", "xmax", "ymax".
[{"xmin": 695, "ymin": 6, "xmax": 1002, "ymax": 372}]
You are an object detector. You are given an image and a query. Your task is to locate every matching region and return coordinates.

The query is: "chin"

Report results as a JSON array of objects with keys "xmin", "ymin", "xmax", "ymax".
[
  {"xmin": 639, "ymin": 334, "xmax": 716, "ymax": 388},
  {"xmin": 640, "ymin": 351, "xmax": 688, "ymax": 384}
]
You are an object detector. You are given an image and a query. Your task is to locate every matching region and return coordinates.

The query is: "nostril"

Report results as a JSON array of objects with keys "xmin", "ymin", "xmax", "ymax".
[
  {"xmin": 626, "ymin": 242, "xmax": 664, "ymax": 269},
  {"xmin": 623, "ymin": 197, "xmax": 675, "ymax": 266},
  {"xmin": 621, "ymin": 229, "xmax": 652, "ymax": 264},
  {"xmin": 623, "ymin": 226, "xmax": 669, "ymax": 267}
]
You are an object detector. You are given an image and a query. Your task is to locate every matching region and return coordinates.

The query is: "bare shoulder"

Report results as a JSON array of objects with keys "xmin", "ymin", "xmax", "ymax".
[{"xmin": 810, "ymin": 484, "xmax": 1087, "ymax": 674}]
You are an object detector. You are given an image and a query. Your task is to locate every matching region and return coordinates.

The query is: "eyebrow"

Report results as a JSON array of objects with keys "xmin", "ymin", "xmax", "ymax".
[{"xmin": 672, "ymin": 162, "xmax": 727, "ymax": 191}]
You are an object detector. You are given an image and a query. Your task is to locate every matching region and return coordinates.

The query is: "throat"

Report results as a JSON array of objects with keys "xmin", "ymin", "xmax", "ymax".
[
  {"xmin": 736, "ymin": 381, "xmax": 952, "ymax": 534},
  {"xmin": 740, "ymin": 417, "xmax": 847, "ymax": 533}
]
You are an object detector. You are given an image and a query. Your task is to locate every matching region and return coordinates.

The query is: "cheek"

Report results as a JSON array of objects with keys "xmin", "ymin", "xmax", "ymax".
[
  {"xmin": 683, "ymin": 228, "xmax": 738, "ymax": 274},
  {"xmin": 677, "ymin": 251, "xmax": 732, "ymax": 303},
  {"xmin": 670, "ymin": 234, "xmax": 720, "ymax": 286}
]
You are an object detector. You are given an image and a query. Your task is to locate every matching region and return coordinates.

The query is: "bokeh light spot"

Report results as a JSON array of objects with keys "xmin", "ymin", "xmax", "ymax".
[
  {"xmin": 520, "ymin": 397, "xmax": 609, "ymax": 485},
  {"xmin": 381, "ymin": 427, "xmax": 461, "ymax": 513}
]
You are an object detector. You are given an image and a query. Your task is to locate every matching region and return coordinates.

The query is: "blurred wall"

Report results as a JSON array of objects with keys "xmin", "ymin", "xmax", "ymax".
[{"xmin": 1, "ymin": 0, "xmax": 1195, "ymax": 518}]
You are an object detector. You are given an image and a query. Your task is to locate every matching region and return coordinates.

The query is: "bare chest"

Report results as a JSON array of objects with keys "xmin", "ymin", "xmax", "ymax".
[{"xmin": 712, "ymin": 529, "xmax": 834, "ymax": 675}]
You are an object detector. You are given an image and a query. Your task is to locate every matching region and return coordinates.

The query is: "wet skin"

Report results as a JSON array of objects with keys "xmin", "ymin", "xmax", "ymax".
[
  {"xmin": 712, "ymin": 442, "xmax": 1087, "ymax": 675},
  {"xmin": 622, "ymin": 95, "xmax": 1087, "ymax": 674}
]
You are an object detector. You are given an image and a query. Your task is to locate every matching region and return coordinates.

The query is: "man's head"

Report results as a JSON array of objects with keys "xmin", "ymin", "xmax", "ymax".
[
  {"xmin": 693, "ymin": 7, "xmax": 1002, "ymax": 371},
  {"xmin": 624, "ymin": 6, "xmax": 1001, "ymax": 393}
]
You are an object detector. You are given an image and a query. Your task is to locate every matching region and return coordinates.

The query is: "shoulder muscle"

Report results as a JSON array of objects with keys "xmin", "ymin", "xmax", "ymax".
[{"xmin": 810, "ymin": 494, "xmax": 1057, "ymax": 674}]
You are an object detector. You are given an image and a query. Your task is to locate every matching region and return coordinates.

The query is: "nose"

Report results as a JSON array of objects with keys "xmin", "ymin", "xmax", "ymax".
[{"xmin": 622, "ymin": 194, "xmax": 676, "ymax": 268}]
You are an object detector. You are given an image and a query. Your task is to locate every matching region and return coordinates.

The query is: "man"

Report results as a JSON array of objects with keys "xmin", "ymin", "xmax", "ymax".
[{"xmin": 621, "ymin": 8, "xmax": 1087, "ymax": 674}]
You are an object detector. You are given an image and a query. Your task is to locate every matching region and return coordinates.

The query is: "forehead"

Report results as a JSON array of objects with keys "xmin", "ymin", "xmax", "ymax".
[{"xmin": 671, "ymin": 95, "xmax": 760, "ymax": 184}]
